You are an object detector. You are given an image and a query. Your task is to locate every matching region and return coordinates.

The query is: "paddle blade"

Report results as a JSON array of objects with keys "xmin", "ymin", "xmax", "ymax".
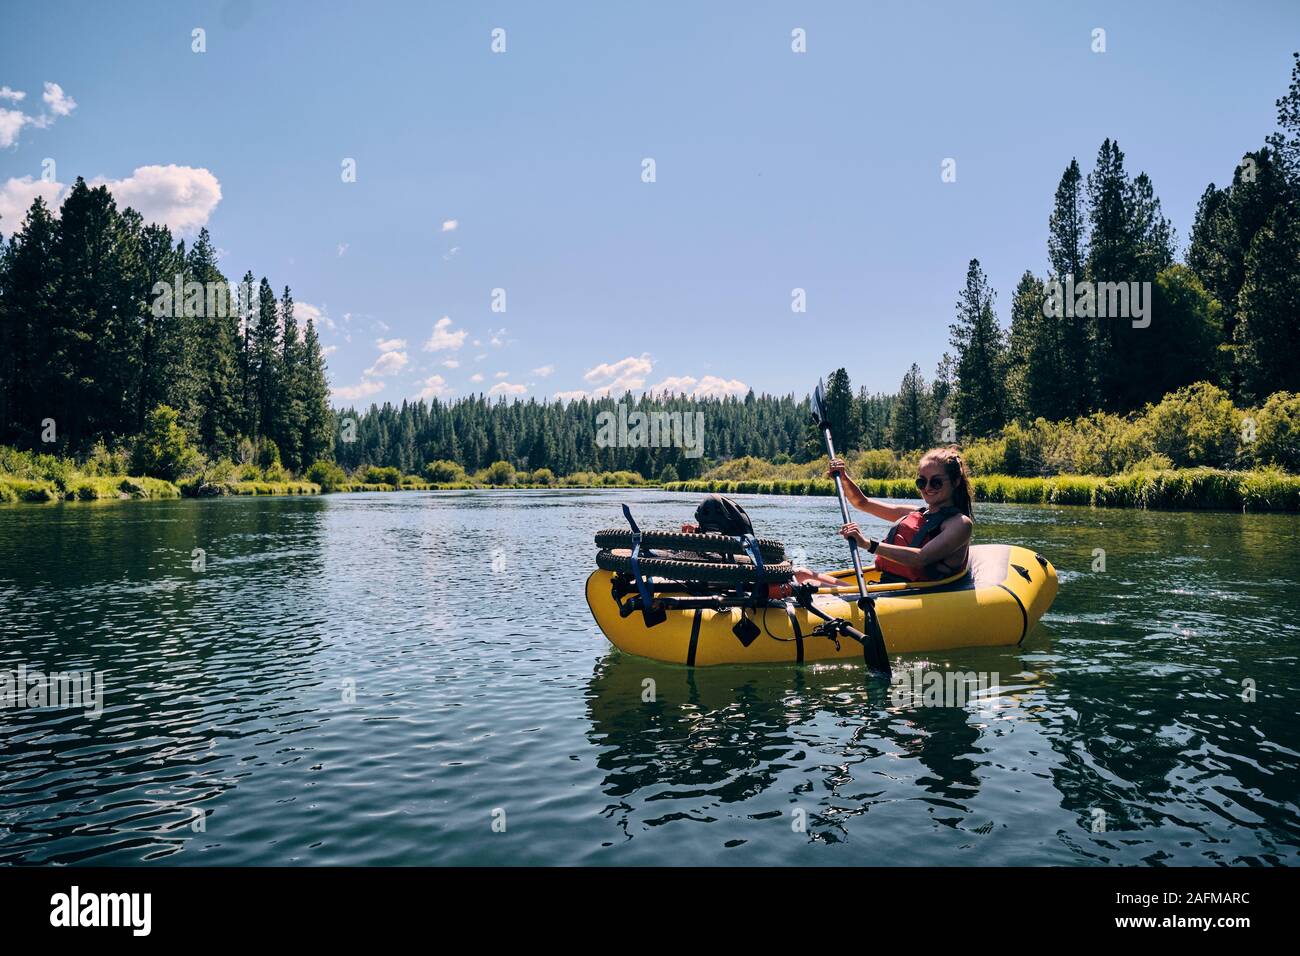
[{"xmin": 810, "ymin": 379, "xmax": 828, "ymax": 428}]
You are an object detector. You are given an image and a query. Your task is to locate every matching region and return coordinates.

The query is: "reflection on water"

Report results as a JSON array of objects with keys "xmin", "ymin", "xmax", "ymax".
[{"xmin": 0, "ymin": 490, "xmax": 1297, "ymax": 865}]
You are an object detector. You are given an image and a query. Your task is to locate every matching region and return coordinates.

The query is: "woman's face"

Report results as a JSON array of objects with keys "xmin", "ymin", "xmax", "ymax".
[{"xmin": 917, "ymin": 462, "xmax": 952, "ymax": 506}]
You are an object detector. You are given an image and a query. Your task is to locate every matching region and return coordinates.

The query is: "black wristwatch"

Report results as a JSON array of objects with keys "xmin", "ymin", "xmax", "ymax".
[{"xmin": 866, "ymin": 538, "xmax": 879, "ymax": 553}]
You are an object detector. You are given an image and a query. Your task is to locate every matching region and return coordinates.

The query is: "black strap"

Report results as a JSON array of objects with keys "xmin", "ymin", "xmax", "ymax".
[
  {"xmin": 686, "ymin": 609, "xmax": 702, "ymax": 666},
  {"xmin": 784, "ymin": 605, "xmax": 804, "ymax": 663}
]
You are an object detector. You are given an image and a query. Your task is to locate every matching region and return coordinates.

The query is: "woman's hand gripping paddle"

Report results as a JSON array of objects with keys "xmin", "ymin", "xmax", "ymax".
[{"xmin": 810, "ymin": 379, "xmax": 891, "ymax": 677}]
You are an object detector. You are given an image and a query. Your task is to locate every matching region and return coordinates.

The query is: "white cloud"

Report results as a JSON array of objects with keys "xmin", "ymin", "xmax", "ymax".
[
  {"xmin": 692, "ymin": 375, "xmax": 750, "ymax": 397},
  {"xmin": 0, "ymin": 82, "xmax": 76, "ymax": 148},
  {"xmin": 469, "ymin": 373, "xmax": 484, "ymax": 383},
  {"xmin": 532, "ymin": 365, "xmax": 554, "ymax": 377},
  {"xmin": 415, "ymin": 375, "xmax": 453, "ymax": 400},
  {"xmin": 42, "ymin": 82, "xmax": 76, "ymax": 117},
  {"xmin": 494, "ymin": 371, "xmax": 508, "ymax": 379},
  {"xmin": 91, "ymin": 165, "xmax": 222, "ymax": 234},
  {"xmin": 0, "ymin": 176, "xmax": 62, "ymax": 228},
  {"xmin": 423, "ymin": 315, "xmax": 467, "ymax": 352},
  {"xmin": 337, "ymin": 243, "xmax": 349, "ymax": 257},
  {"xmin": 441, "ymin": 219, "xmax": 458, "ymax": 232},
  {"xmin": 375, "ymin": 337, "xmax": 406, "ymax": 352},
  {"xmin": 648, "ymin": 374, "xmax": 750, "ymax": 398},
  {"xmin": 488, "ymin": 381, "xmax": 527, "ymax": 397},
  {"xmin": 332, "ymin": 380, "xmax": 385, "ymax": 401},
  {"xmin": 584, "ymin": 353, "xmax": 653, "ymax": 396},
  {"xmin": 295, "ymin": 301, "xmax": 334, "ymax": 331},
  {"xmin": 322, "ymin": 345, "xmax": 338, "ymax": 357},
  {"xmin": 553, "ymin": 390, "xmax": 588, "ymax": 402},
  {"xmin": 0, "ymin": 108, "xmax": 29, "ymax": 148},
  {"xmin": 441, "ymin": 359, "xmax": 459, "ymax": 369},
  {"xmin": 365, "ymin": 350, "xmax": 408, "ymax": 377}
]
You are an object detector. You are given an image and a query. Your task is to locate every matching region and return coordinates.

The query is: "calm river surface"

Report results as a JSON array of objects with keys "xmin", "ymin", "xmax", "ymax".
[{"xmin": 1, "ymin": 489, "xmax": 1297, "ymax": 865}]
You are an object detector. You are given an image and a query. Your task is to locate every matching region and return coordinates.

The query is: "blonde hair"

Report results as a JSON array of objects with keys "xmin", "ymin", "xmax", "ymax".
[{"xmin": 919, "ymin": 446, "xmax": 973, "ymax": 517}]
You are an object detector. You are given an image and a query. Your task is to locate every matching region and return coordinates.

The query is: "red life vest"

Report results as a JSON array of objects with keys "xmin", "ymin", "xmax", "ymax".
[{"xmin": 873, "ymin": 506, "xmax": 966, "ymax": 581}]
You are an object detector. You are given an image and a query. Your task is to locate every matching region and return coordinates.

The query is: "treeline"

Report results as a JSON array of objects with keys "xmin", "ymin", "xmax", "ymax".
[
  {"xmin": 333, "ymin": 392, "xmax": 813, "ymax": 482},
  {"xmin": 0, "ymin": 178, "xmax": 332, "ymax": 472}
]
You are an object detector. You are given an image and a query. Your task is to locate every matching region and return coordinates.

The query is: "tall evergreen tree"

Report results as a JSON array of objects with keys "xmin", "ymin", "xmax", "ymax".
[
  {"xmin": 1267, "ymin": 51, "xmax": 1300, "ymax": 176},
  {"xmin": 1046, "ymin": 159, "xmax": 1094, "ymax": 414},
  {"xmin": 253, "ymin": 277, "xmax": 280, "ymax": 443},
  {"xmin": 1235, "ymin": 203, "xmax": 1300, "ymax": 399},
  {"xmin": 186, "ymin": 228, "xmax": 241, "ymax": 453},
  {"xmin": 1084, "ymin": 140, "xmax": 1174, "ymax": 409},
  {"xmin": 949, "ymin": 259, "xmax": 1007, "ymax": 438},
  {"xmin": 0, "ymin": 198, "xmax": 59, "ymax": 443},
  {"xmin": 1005, "ymin": 271, "xmax": 1069, "ymax": 422},
  {"xmin": 299, "ymin": 316, "xmax": 334, "ymax": 465},
  {"xmin": 889, "ymin": 363, "xmax": 932, "ymax": 451},
  {"xmin": 275, "ymin": 286, "xmax": 306, "ymax": 470}
]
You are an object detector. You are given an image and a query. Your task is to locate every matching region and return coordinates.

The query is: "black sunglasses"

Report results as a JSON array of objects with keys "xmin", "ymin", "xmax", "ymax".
[{"xmin": 915, "ymin": 474, "xmax": 948, "ymax": 491}]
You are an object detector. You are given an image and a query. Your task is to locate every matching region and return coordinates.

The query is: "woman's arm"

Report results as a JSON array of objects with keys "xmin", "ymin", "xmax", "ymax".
[
  {"xmin": 829, "ymin": 459, "xmax": 916, "ymax": 521},
  {"xmin": 841, "ymin": 515, "xmax": 972, "ymax": 569}
]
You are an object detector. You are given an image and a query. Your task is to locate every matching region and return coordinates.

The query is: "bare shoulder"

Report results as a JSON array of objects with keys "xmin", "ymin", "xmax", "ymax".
[{"xmin": 943, "ymin": 513, "xmax": 974, "ymax": 532}]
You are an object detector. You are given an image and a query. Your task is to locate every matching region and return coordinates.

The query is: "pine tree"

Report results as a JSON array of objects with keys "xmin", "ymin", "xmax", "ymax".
[
  {"xmin": 0, "ymin": 198, "xmax": 59, "ymax": 444},
  {"xmin": 299, "ymin": 316, "xmax": 334, "ymax": 466},
  {"xmin": 1236, "ymin": 203, "xmax": 1300, "ymax": 399},
  {"xmin": 1046, "ymin": 160, "xmax": 1094, "ymax": 415},
  {"xmin": 186, "ymin": 228, "xmax": 241, "ymax": 453},
  {"xmin": 275, "ymin": 286, "xmax": 306, "ymax": 470},
  {"xmin": 889, "ymin": 363, "xmax": 932, "ymax": 451},
  {"xmin": 1005, "ymin": 270, "xmax": 1067, "ymax": 422},
  {"xmin": 253, "ymin": 278, "xmax": 280, "ymax": 442},
  {"xmin": 1267, "ymin": 51, "xmax": 1300, "ymax": 176},
  {"xmin": 137, "ymin": 223, "xmax": 183, "ymax": 431},
  {"xmin": 949, "ymin": 259, "xmax": 1007, "ymax": 438}
]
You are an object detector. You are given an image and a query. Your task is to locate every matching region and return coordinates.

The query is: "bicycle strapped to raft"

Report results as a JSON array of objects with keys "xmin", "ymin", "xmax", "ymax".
[{"xmin": 595, "ymin": 501, "xmax": 890, "ymax": 675}]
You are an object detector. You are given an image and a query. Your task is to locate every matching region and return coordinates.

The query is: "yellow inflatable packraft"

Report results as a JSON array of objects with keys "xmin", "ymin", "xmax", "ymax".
[{"xmin": 586, "ymin": 544, "xmax": 1058, "ymax": 666}]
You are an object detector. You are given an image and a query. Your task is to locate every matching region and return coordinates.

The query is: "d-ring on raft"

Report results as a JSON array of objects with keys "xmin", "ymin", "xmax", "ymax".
[{"xmin": 585, "ymin": 544, "xmax": 1058, "ymax": 666}]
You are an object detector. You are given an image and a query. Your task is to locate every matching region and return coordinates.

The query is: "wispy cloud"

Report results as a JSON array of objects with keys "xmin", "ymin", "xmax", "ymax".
[
  {"xmin": 583, "ymin": 353, "xmax": 653, "ymax": 396},
  {"xmin": 415, "ymin": 375, "xmax": 453, "ymax": 400},
  {"xmin": 0, "ymin": 81, "xmax": 76, "ymax": 148},
  {"xmin": 365, "ymin": 349, "xmax": 408, "ymax": 377},
  {"xmin": 42, "ymin": 82, "xmax": 75, "ymax": 117},
  {"xmin": 423, "ymin": 315, "xmax": 467, "ymax": 352},
  {"xmin": 648, "ymin": 374, "xmax": 749, "ymax": 398},
  {"xmin": 332, "ymin": 380, "xmax": 385, "ymax": 401}
]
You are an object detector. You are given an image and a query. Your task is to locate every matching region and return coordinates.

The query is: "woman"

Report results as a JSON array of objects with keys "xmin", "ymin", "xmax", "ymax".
[{"xmin": 794, "ymin": 446, "xmax": 974, "ymax": 587}]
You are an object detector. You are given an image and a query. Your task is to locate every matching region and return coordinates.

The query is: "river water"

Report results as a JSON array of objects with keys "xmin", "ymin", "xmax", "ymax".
[{"xmin": 0, "ymin": 489, "xmax": 1296, "ymax": 865}]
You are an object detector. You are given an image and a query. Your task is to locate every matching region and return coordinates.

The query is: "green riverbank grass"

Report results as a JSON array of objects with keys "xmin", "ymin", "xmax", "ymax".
[
  {"xmin": 1, "ymin": 474, "xmax": 183, "ymax": 502},
  {"xmin": 663, "ymin": 468, "xmax": 1300, "ymax": 512}
]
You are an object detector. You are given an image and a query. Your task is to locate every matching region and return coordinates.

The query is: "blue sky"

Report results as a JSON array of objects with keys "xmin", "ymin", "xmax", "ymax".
[{"xmin": 2, "ymin": 0, "xmax": 1297, "ymax": 406}]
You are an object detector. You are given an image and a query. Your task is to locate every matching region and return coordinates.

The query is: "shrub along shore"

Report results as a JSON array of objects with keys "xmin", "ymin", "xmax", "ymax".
[
  {"xmin": 665, "ymin": 468, "xmax": 1300, "ymax": 512},
  {"xmin": 3, "ymin": 462, "xmax": 1299, "ymax": 511}
]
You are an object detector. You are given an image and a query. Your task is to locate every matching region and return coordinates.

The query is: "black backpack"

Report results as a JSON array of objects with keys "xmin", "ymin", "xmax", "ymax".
[{"xmin": 694, "ymin": 494, "xmax": 754, "ymax": 537}]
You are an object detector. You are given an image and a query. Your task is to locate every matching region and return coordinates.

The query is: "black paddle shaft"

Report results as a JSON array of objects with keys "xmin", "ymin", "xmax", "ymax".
[{"xmin": 811, "ymin": 379, "xmax": 890, "ymax": 677}]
